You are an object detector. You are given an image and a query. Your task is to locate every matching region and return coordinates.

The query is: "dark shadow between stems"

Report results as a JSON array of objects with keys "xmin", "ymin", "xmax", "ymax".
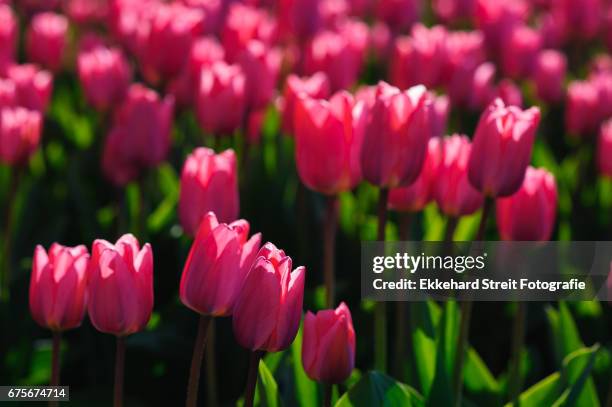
[{"xmin": 186, "ymin": 315, "xmax": 212, "ymax": 407}]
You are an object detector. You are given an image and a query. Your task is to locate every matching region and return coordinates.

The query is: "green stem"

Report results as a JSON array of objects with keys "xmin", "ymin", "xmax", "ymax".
[
  {"xmin": 186, "ymin": 315, "xmax": 212, "ymax": 407},
  {"xmin": 49, "ymin": 331, "xmax": 61, "ymax": 407},
  {"xmin": 476, "ymin": 198, "xmax": 494, "ymax": 241},
  {"xmin": 375, "ymin": 188, "xmax": 389, "ymax": 372},
  {"xmin": 323, "ymin": 195, "xmax": 339, "ymax": 308},
  {"xmin": 394, "ymin": 212, "xmax": 411, "ymax": 379},
  {"xmin": 508, "ymin": 302, "xmax": 527, "ymax": 406}
]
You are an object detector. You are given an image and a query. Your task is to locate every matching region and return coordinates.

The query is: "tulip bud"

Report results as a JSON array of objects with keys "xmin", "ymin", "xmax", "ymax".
[
  {"xmin": 551, "ymin": 0, "xmax": 601, "ymax": 41},
  {"xmin": 0, "ymin": 107, "xmax": 43, "ymax": 166},
  {"xmin": 195, "ymin": 61, "xmax": 246, "ymax": 135},
  {"xmin": 493, "ymin": 79, "xmax": 523, "ymax": 108},
  {"xmin": 64, "ymin": 0, "xmax": 109, "ymax": 23},
  {"xmin": 88, "ymin": 234, "xmax": 154, "ymax": 336},
  {"xmin": 468, "ymin": 98, "xmax": 540, "ymax": 197},
  {"xmin": 475, "ymin": 0, "xmax": 529, "ymax": 54},
  {"xmin": 432, "ymin": 94, "xmax": 450, "ymax": 138},
  {"xmin": 496, "ymin": 166, "xmax": 557, "ymax": 240},
  {"xmin": 566, "ymin": 80, "xmax": 599, "ymax": 136},
  {"xmin": 375, "ymin": 0, "xmax": 421, "ymax": 32},
  {"xmin": 180, "ymin": 212, "xmax": 261, "ymax": 316},
  {"xmin": 469, "ymin": 62, "xmax": 496, "ymax": 110},
  {"xmin": 531, "ymin": 50, "xmax": 566, "ymax": 104},
  {"xmin": 435, "ymin": 135, "xmax": 484, "ymax": 217},
  {"xmin": 389, "ymin": 137, "xmax": 442, "ymax": 212},
  {"xmin": 433, "ymin": 0, "xmax": 476, "ymax": 22},
  {"xmin": 179, "ymin": 148, "xmax": 239, "ymax": 235},
  {"xmin": 102, "ymin": 84, "xmax": 174, "ymax": 186},
  {"xmin": 6, "ymin": 64, "xmax": 53, "ymax": 113},
  {"xmin": 182, "ymin": 0, "xmax": 223, "ymax": 35},
  {"xmin": 444, "ymin": 31, "xmax": 486, "ymax": 106},
  {"xmin": 598, "ymin": 120, "xmax": 612, "ymax": 177},
  {"xmin": 0, "ymin": 79, "xmax": 16, "ymax": 108},
  {"xmin": 501, "ymin": 25, "xmax": 541, "ymax": 79},
  {"xmin": 294, "ymin": 91, "xmax": 365, "ymax": 195},
  {"xmin": 77, "ymin": 45, "xmax": 131, "ymax": 111},
  {"xmin": 361, "ymin": 82, "xmax": 435, "ymax": 189},
  {"xmin": 302, "ymin": 302, "xmax": 356, "ymax": 384},
  {"xmin": 0, "ymin": 5, "xmax": 17, "ymax": 68},
  {"xmin": 277, "ymin": 0, "xmax": 321, "ymax": 42},
  {"xmin": 281, "ymin": 72, "xmax": 330, "ymax": 136},
  {"xmin": 26, "ymin": 12, "xmax": 68, "ymax": 72},
  {"xmin": 109, "ymin": 0, "xmax": 158, "ymax": 54},
  {"xmin": 233, "ymin": 243, "xmax": 306, "ymax": 352},
  {"xmin": 29, "ymin": 244, "xmax": 89, "ymax": 331},
  {"xmin": 236, "ymin": 40, "xmax": 281, "ymax": 111},
  {"xmin": 222, "ymin": 4, "xmax": 276, "ymax": 62}
]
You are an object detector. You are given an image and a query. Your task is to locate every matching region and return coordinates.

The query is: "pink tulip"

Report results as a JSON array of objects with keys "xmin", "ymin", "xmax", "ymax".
[
  {"xmin": 137, "ymin": 3, "xmax": 205, "ymax": 83},
  {"xmin": 88, "ymin": 234, "xmax": 153, "ymax": 336},
  {"xmin": 232, "ymin": 243, "xmax": 306, "ymax": 352},
  {"xmin": 496, "ymin": 166, "xmax": 557, "ymax": 241},
  {"xmin": 26, "ymin": 12, "xmax": 68, "ymax": 73},
  {"xmin": 222, "ymin": 4, "xmax": 276, "ymax": 62},
  {"xmin": 551, "ymin": 0, "xmax": 602, "ymax": 41},
  {"xmin": 236, "ymin": 40, "xmax": 281, "ymax": 111},
  {"xmin": 598, "ymin": 120, "xmax": 612, "ymax": 178},
  {"xmin": 294, "ymin": 91, "xmax": 365, "ymax": 195},
  {"xmin": 432, "ymin": 94, "xmax": 450, "ymax": 138},
  {"xmin": 361, "ymin": 82, "xmax": 434, "ymax": 189},
  {"xmin": 302, "ymin": 302, "xmax": 355, "ymax": 384},
  {"xmin": 444, "ymin": 31, "xmax": 486, "ymax": 106},
  {"xmin": 0, "ymin": 79, "xmax": 16, "ymax": 108},
  {"xmin": 0, "ymin": 107, "xmax": 42, "ymax": 166},
  {"xmin": 29, "ymin": 244, "xmax": 89, "ymax": 331},
  {"xmin": 468, "ymin": 98, "xmax": 540, "ymax": 197},
  {"xmin": 6, "ymin": 64, "xmax": 53, "ymax": 113},
  {"xmin": 434, "ymin": 135, "xmax": 484, "ymax": 217},
  {"xmin": 493, "ymin": 79, "xmax": 523, "ymax": 108},
  {"xmin": 375, "ymin": 0, "xmax": 421, "ymax": 32},
  {"xmin": 182, "ymin": 0, "xmax": 223, "ymax": 35},
  {"xmin": 179, "ymin": 148, "xmax": 239, "ymax": 235},
  {"xmin": 566, "ymin": 81, "xmax": 599, "ymax": 136},
  {"xmin": 64, "ymin": 0, "xmax": 109, "ymax": 23},
  {"xmin": 389, "ymin": 137, "xmax": 442, "ymax": 213},
  {"xmin": 368, "ymin": 21, "xmax": 392, "ymax": 61},
  {"xmin": 195, "ymin": 61, "xmax": 246, "ymax": 136},
  {"xmin": 277, "ymin": 0, "xmax": 321, "ymax": 41},
  {"xmin": 433, "ymin": 0, "xmax": 475, "ymax": 22},
  {"xmin": 501, "ymin": 25, "xmax": 541, "ymax": 79},
  {"xmin": 19, "ymin": 0, "xmax": 61, "ymax": 13},
  {"xmin": 468, "ymin": 62, "xmax": 496, "ymax": 110},
  {"xmin": 0, "ymin": 5, "xmax": 17, "ymax": 69},
  {"xmin": 531, "ymin": 50, "xmax": 566, "ymax": 103},
  {"xmin": 109, "ymin": 0, "xmax": 159, "ymax": 54},
  {"xmin": 281, "ymin": 72, "xmax": 331, "ymax": 136},
  {"xmin": 77, "ymin": 45, "xmax": 131, "ymax": 111},
  {"xmin": 475, "ymin": 0, "xmax": 529, "ymax": 54},
  {"xmin": 102, "ymin": 84, "xmax": 174, "ymax": 186},
  {"xmin": 180, "ymin": 212, "xmax": 261, "ymax": 316}
]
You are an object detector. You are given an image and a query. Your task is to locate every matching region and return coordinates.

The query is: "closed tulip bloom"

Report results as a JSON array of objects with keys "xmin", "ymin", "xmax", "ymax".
[
  {"xmin": 281, "ymin": 72, "xmax": 331, "ymax": 135},
  {"xmin": 179, "ymin": 148, "xmax": 239, "ymax": 235},
  {"xmin": 375, "ymin": 0, "xmax": 421, "ymax": 32},
  {"xmin": 180, "ymin": 212, "xmax": 261, "ymax": 316},
  {"xmin": 182, "ymin": 0, "xmax": 223, "ymax": 35},
  {"xmin": 361, "ymin": 82, "xmax": 434, "ymax": 189},
  {"xmin": 435, "ymin": 135, "xmax": 484, "ymax": 217},
  {"xmin": 432, "ymin": 94, "xmax": 450, "ymax": 138},
  {"xmin": 277, "ymin": 0, "xmax": 321, "ymax": 42},
  {"xmin": 138, "ymin": 3, "xmax": 205, "ymax": 83},
  {"xmin": 496, "ymin": 166, "xmax": 557, "ymax": 241},
  {"xmin": 6, "ymin": 64, "xmax": 53, "ymax": 113},
  {"xmin": 64, "ymin": 0, "xmax": 109, "ymax": 23},
  {"xmin": 0, "ymin": 79, "xmax": 16, "ymax": 108},
  {"xmin": 493, "ymin": 79, "xmax": 523, "ymax": 108},
  {"xmin": 77, "ymin": 46, "xmax": 131, "ymax": 111},
  {"xmin": 566, "ymin": 80, "xmax": 599, "ymax": 136},
  {"xmin": 433, "ymin": 0, "xmax": 475, "ymax": 22},
  {"xmin": 222, "ymin": 4, "xmax": 276, "ymax": 62},
  {"xmin": 109, "ymin": 0, "xmax": 158, "ymax": 54},
  {"xmin": 0, "ymin": 5, "xmax": 17, "ymax": 68},
  {"xmin": 29, "ymin": 244, "xmax": 89, "ymax": 331},
  {"xmin": 552, "ymin": 0, "xmax": 601, "ymax": 40},
  {"xmin": 294, "ymin": 91, "xmax": 365, "ymax": 195},
  {"xmin": 233, "ymin": 243, "xmax": 306, "ymax": 352},
  {"xmin": 0, "ymin": 107, "xmax": 42, "ymax": 166},
  {"xmin": 102, "ymin": 84, "xmax": 174, "ymax": 186},
  {"xmin": 26, "ymin": 12, "xmax": 68, "ymax": 72},
  {"xmin": 88, "ymin": 234, "xmax": 153, "ymax": 336},
  {"xmin": 236, "ymin": 40, "xmax": 281, "ymax": 111},
  {"xmin": 389, "ymin": 137, "xmax": 442, "ymax": 212},
  {"xmin": 501, "ymin": 25, "xmax": 541, "ymax": 79},
  {"xmin": 598, "ymin": 120, "xmax": 612, "ymax": 177},
  {"xmin": 531, "ymin": 50, "xmax": 566, "ymax": 103},
  {"xmin": 468, "ymin": 62, "xmax": 496, "ymax": 110},
  {"xmin": 302, "ymin": 302, "xmax": 355, "ymax": 384},
  {"xmin": 468, "ymin": 98, "xmax": 540, "ymax": 197},
  {"xmin": 195, "ymin": 61, "xmax": 246, "ymax": 135},
  {"xmin": 444, "ymin": 31, "xmax": 486, "ymax": 106},
  {"xmin": 475, "ymin": 0, "xmax": 529, "ymax": 54}
]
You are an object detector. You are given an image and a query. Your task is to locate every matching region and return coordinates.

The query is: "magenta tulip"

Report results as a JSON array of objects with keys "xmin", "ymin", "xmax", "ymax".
[
  {"xmin": 361, "ymin": 82, "xmax": 434, "ymax": 189},
  {"xmin": 389, "ymin": 137, "xmax": 442, "ymax": 213},
  {"xmin": 0, "ymin": 79, "xmax": 16, "ymax": 108},
  {"xmin": 102, "ymin": 84, "xmax": 174, "ymax": 186},
  {"xmin": 195, "ymin": 61, "xmax": 246, "ymax": 136},
  {"xmin": 468, "ymin": 98, "xmax": 540, "ymax": 198},
  {"xmin": 232, "ymin": 243, "xmax": 306, "ymax": 352},
  {"xmin": 435, "ymin": 135, "xmax": 484, "ymax": 217},
  {"xmin": 77, "ymin": 45, "xmax": 131, "ymax": 111},
  {"xmin": 566, "ymin": 80, "xmax": 599, "ymax": 136},
  {"xmin": 26, "ymin": 12, "xmax": 68, "ymax": 72},
  {"xmin": 236, "ymin": 40, "xmax": 281, "ymax": 111},
  {"xmin": 531, "ymin": 50, "xmax": 566, "ymax": 104},
  {"xmin": 29, "ymin": 244, "xmax": 89, "ymax": 331},
  {"xmin": 277, "ymin": 0, "xmax": 321, "ymax": 41},
  {"xmin": 6, "ymin": 64, "xmax": 53, "ymax": 113},
  {"xmin": 0, "ymin": 107, "xmax": 42, "ymax": 166},
  {"xmin": 468, "ymin": 62, "xmax": 496, "ymax": 110},
  {"xmin": 500, "ymin": 25, "xmax": 541, "ymax": 79},
  {"xmin": 496, "ymin": 166, "xmax": 557, "ymax": 241},
  {"xmin": 598, "ymin": 120, "xmax": 612, "ymax": 178},
  {"xmin": 444, "ymin": 31, "xmax": 486, "ymax": 106},
  {"xmin": 180, "ymin": 212, "xmax": 261, "ymax": 316},
  {"xmin": 0, "ymin": 5, "xmax": 17, "ymax": 68},
  {"xmin": 87, "ymin": 234, "xmax": 153, "ymax": 336},
  {"xmin": 222, "ymin": 3, "xmax": 276, "ymax": 62},
  {"xmin": 294, "ymin": 91, "xmax": 366, "ymax": 195},
  {"xmin": 179, "ymin": 148, "xmax": 239, "ymax": 236},
  {"xmin": 375, "ymin": 0, "xmax": 421, "ymax": 32},
  {"xmin": 493, "ymin": 79, "xmax": 523, "ymax": 108},
  {"xmin": 302, "ymin": 302, "xmax": 356, "ymax": 384},
  {"xmin": 281, "ymin": 72, "xmax": 330, "ymax": 136}
]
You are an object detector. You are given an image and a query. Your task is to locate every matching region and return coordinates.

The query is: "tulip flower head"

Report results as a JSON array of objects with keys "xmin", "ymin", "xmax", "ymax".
[
  {"xmin": 87, "ymin": 234, "xmax": 153, "ymax": 336},
  {"xmin": 0, "ymin": 5, "xmax": 17, "ymax": 69},
  {"xmin": 0, "ymin": 107, "xmax": 42, "ymax": 166},
  {"xmin": 6, "ymin": 64, "xmax": 53, "ymax": 113},
  {"xmin": 180, "ymin": 212, "xmax": 261, "ymax": 316},
  {"xmin": 281, "ymin": 72, "xmax": 330, "ymax": 136},
  {"xmin": 29, "ymin": 244, "xmax": 89, "ymax": 331},
  {"xmin": 233, "ymin": 243, "xmax": 306, "ymax": 352},
  {"xmin": 26, "ymin": 12, "xmax": 68, "ymax": 72},
  {"xmin": 302, "ymin": 302, "xmax": 356, "ymax": 384},
  {"xmin": 531, "ymin": 49, "xmax": 566, "ymax": 103},
  {"xmin": 468, "ymin": 98, "xmax": 540, "ymax": 197},
  {"xmin": 496, "ymin": 166, "xmax": 557, "ymax": 241}
]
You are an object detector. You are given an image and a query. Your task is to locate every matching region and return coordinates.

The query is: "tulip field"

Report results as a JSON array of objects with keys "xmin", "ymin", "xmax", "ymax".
[{"xmin": 2, "ymin": 0, "xmax": 612, "ymax": 406}]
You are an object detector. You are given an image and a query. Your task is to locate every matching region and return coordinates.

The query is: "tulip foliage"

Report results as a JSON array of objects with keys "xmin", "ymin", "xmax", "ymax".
[{"xmin": 0, "ymin": 0, "xmax": 610, "ymax": 407}]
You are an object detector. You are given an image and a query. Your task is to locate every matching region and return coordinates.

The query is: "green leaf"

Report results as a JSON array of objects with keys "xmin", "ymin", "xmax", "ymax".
[
  {"xmin": 463, "ymin": 348, "xmax": 501, "ymax": 406},
  {"xmin": 427, "ymin": 301, "xmax": 459, "ymax": 406},
  {"xmin": 290, "ymin": 327, "xmax": 319, "ymax": 407},
  {"xmin": 335, "ymin": 371, "xmax": 424, "ymax": 407},
  {"xmin": 409, "ymin": 301, "xmax": 440, "ymax": 396},
  {"xmin": 255, "ymin": 360, "xmax": 283, "ymax": 407},
  {"xmin": 422, "ymin": 204, "xmax": 445, "ymax": 241}
]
